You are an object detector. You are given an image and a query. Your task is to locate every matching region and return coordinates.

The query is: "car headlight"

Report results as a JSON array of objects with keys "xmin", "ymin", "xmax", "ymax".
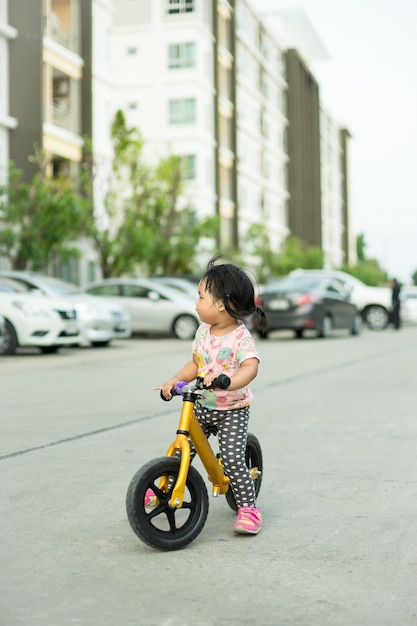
[
  {"xmin": 12, "ymin": 300, "xmax": 51, "ymax": 317},
  {"xmin": 76, "ymin": 303, "xmax": 99, "ymax": 316}
]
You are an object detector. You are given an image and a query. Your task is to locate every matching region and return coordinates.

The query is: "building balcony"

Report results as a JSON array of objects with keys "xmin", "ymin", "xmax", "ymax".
[
  {"xmin": 43, "ymin": 101, "xmax": 79, "ymax": 135},
  {"xmin": 43, "ymin": 15, "xmax": 78, "ymax": 53}
]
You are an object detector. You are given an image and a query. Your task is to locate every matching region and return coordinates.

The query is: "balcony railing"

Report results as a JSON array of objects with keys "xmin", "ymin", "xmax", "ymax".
[
  {"xmin": 43, "ymin": 16, "xmax": 78, "ymax": 53},
  {"xmin": 44, "ymin": 101, "xmax": 79, "ymax": 134}
]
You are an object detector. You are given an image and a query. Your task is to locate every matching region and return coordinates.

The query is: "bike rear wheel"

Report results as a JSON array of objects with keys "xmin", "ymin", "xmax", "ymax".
[
  {"xmin": 126, "ymin": 456, "xmax": 209, "ymax": 551},
  {"xmin": 225, "ymin": 433, "xmax": 263, "ymax": 512}
]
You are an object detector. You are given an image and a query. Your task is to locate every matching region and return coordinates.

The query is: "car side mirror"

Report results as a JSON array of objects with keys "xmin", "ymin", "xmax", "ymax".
[{"xmin": 148, "ymin": 291, "xmax": 160, "ymax": 302}]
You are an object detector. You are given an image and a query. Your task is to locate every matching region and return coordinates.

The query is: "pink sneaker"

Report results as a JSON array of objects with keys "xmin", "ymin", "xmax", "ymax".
[
  {"xmin": 144, "ymin": 488, "xmax": 158, "ymax": 508},
  {"xmin": 233, "ymin": 506, "xmax": 262, "ymax": 535}
]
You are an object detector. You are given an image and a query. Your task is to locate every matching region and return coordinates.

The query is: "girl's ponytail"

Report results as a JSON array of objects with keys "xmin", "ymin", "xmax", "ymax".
[{"xmin": 253, "ymin": 306, "xmax": 268, "ymax": 333}]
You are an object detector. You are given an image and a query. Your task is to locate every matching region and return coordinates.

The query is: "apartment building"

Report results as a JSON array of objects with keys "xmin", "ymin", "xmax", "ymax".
[
  {"xmin": 0, "ymin": 0, "xmax": 17, "ymax": 183},
  {"xmin": 110, "ymin": 1, "xmax": 218, "ymax": 252},
  {"xmin": 285, "ymin": 39, "xmax": 354, "ymax": 269},
  {"xmin": 9, "ymin": 0, "xmax": 91, "ymax": 181},
  {"xmin": 5, "ymin": 0, "xmax": 96, "ymax": 282},
  {"xmin": 108, "ymin": 0, "xmax": 292, "ymax": 271},
  {"xmin": 3, "ymin": 0, "xmax": 354, "ymax": 282}
]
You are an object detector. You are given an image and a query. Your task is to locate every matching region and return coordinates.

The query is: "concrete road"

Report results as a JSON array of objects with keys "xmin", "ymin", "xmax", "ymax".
[{"xmin": 1, "ymin": 326, "xmax": 417, "ymax": 626}]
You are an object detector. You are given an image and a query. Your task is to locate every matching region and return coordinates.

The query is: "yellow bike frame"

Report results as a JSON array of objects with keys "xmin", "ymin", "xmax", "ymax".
[{"xmin": 163, "ymin": 395, "xmax": 230, "ymax": 508}]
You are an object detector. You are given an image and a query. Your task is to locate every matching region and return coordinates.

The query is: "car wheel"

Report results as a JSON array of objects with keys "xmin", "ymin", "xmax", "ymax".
[
  {"xmin": 0, "ymin": 320, "xmax": 18, "ymax": 355},
  {"xmin": 257, "ymin": 329, "xmax": 269, "ymax": 339},
  {"xmin": 351, "ymin": 313, "xmax": 362, "ymax": 335},
  {"xmin": 318, "ymin": 315, "xmax": 332, "ymax": 338},
  {"xmin": 172, "ymin": 315, "xmax": 199, "ymax": 340},
  {"xmin": 91, "ymin": 341, "xmax": 111, "ymax": 347},
  {"xmin": 364, "ymin": 305, "xmax": 389, "ymax": 330},
  {"xmin": 294, "ymin": 329, "xmax": 304, "ymax": 339}
]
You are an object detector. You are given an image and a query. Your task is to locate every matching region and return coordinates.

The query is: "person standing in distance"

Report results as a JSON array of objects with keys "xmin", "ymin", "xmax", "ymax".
[
  {"xmin": 154, "ymin": 256, "xmax": 268, "ymax": 535},
  {"xmin": 391, "ymin": 277, "xmax": 401, "ymax": 330}
]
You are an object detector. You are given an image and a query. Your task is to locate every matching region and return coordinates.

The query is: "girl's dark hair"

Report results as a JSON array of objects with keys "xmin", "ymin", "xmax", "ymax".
[{"xmin": 201, "ymin": 255, "xmax": 268, "ymax": 332}]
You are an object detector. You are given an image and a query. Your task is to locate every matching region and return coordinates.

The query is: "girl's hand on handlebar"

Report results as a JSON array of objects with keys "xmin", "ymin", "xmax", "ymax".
[
  {"xmin": 202, "ymin": 373, "xmax": 231, "ymax": 389},
  {"xmin": 154, "ymin": 380, "xmax": 178, "ymax": 400},
  {"xmin": 202, "ymin": 372, "xmax": 220, "ymax": 388}
]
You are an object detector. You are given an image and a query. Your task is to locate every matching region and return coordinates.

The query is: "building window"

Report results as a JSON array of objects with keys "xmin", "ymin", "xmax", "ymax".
[
  {"xmin": 127, "ymin": 46, "xmax": 137, "ymax": 55},
  {"xmin": 127, "ymin": 102, "xmax": 138, "ymax": 110},
  {"xmin": 180, "ymin": 155, "xmax": 197, "ymax": 180},
  {"xmin": 167, "ymin": 0, "xmax": 195, "ymax": 15},
  {"xmin": 168, "ymin": 98, "xmax": 196, "ymax": 124},
  {"xmin": 168, "ymin": 42, "xmax": 196, "ymax": 69}
]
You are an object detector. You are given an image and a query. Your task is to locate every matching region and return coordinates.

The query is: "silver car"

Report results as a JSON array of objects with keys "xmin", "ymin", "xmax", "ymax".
[
  {"xmin": 0, "ymin": 272, "xmax": 131, "ymax": 347},
  {"xmin": 85, "ymin": 278, "xmax": 199, "ymax": 340}
]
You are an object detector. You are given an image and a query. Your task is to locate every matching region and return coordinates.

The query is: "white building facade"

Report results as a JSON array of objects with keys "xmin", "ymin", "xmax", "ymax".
[
  {"xmin": 109, "ymin": 0, "xmax": 217, "ymax": 221},
  {"xmin": 0, "ymin": 0, "xmax": 17, "ymax": 183},
  {"xmin": 235, "ymin": 0, "xmax": 289, "ymax": 258},
  {"xmin": 320, "ymin": 106, "xmax": 345, "ymax": 269},
  {"xmin": 105, "ymin": 0, "xmax": 292, "ymax": 271}
]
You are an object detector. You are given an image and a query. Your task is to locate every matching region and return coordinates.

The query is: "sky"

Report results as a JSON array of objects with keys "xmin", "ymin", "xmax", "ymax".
[{"xmin": 257, "ymin": 0, "xmax": 417, "ymax": 283}]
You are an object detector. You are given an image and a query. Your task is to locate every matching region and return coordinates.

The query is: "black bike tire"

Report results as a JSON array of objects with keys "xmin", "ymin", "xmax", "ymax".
[
  {"xmin": 225, "ymin": 432, "xmax": 263, "ymax": 512},
  {"xmin": 126, "ymin": 456, "xmax": 209, "ymax": 551}
]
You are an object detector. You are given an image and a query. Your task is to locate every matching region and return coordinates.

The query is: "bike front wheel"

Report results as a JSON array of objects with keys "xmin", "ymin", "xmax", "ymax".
[
  {"xmin": 126, "ymin": 456, "xmax": 209, "ymax": 551},
  {"xmin": 225, "ymin": 433, "xmax": 263, "ymax": 512}
]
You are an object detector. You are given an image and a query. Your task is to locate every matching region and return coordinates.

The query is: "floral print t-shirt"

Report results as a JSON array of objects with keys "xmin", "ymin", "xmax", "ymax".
[{"xmin": 192, "ymin": 322, "xmax": 259, "ymax": 410}]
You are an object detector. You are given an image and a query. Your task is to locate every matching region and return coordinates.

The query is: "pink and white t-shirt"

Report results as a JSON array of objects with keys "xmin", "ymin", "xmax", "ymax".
[{"xmin": 192, "ymin": 322, "xmax": 259, "ymax": 410}]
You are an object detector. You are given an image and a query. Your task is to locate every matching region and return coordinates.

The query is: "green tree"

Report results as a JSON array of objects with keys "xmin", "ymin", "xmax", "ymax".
[
  {"xmin": 87, "ymin": 110, "xmax": 218, "ymax": 277},
  {"xmin": 356, "ymin": 233, "xmax": 367, "ymax": 262},
  {"xmin": 83, "ymin": 111, "xmax": 154, "ymax": 277},
  {"xmin": 234, "ymin": 223, "xmax": 275, "ymax": 284},
  {"xmin": 412, "ymin": 269, "xmax": 417, "ymax": 286},
  {"xmin": 0, "ymin": 161, "xmax": 90, "ymax": 271},
  {"xmin": 340, "ymin": 234, "xmax": 389, "ymax": 286},
  {"xmin": 340, "ymin": 259, "xmax": 389, "ymax": 286},
  {"xmin": 271, "ymin": 236, "xmax": 324, "ymax": 277}
]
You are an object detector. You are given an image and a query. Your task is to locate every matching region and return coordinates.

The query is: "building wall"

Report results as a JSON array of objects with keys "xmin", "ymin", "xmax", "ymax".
[
  {"xmin": 340, "ymin": 127, "xmax": 356, "ymax": 266},
  {"xmin": 236, "ymin": 0, "xmax": 289, "ymax": 264},
  {"xmin": 0, "ymin": 0, "xmax": 17, "ymax": 183},
  {"xmin": 110, "ymin": 0, "xmax": 217, "ymax": 229},
  {"xmin": 9, "ymin": 0, "xmax": 43, "ymax": 182},
  {"xmin": 285, "ymin": 47, "xmax": 322, "ymax": 249},
  {"xmin": 320, "ymin": 106, "xmax": 344, "ymax": 269}
]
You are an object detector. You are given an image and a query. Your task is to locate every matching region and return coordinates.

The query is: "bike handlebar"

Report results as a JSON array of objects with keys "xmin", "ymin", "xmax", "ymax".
[{"xmin": 160, "ymin": 374, "xmax": 231, "ymax": 401}]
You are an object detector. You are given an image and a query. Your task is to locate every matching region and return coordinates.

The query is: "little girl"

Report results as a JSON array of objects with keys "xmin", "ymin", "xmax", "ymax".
[{"xmin": 155, "ymin": 256, "xmax": 268, "ymax": 535}]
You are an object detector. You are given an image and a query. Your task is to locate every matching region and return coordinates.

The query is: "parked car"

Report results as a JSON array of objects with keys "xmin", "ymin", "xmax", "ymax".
[
  {"xmin": 150, "ymin": 276, "xmax": 198, "ymax": 299},
  {"xmin": 0, "ymin": 285, "xmax": 79, "ymax": 355},
  {"xmin": 289, "ymin": 269, "xmax": 392, "ymax": 330},
  {"xmin": 254, "ymin": 274, "xmax": 362, "ymax": 339},
  {"xmin": 0, "ymin": 271, "xmax": 131, "ymax": 347},
  {"xmin": 400, "ymin": 285, "xmax": 417, "ymax": 324},
  {"xmin": 0, "ymin": 313, "xmax": 6, "ymax": 353},
  {"xmin": 84, "ymin": 278, "xmax": 200, "ymax": 339}
]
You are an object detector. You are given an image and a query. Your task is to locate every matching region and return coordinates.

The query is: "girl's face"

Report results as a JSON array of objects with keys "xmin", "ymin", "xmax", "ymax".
[{"xmin": 195, "ymin": 279, "xmax": 223, "ymax": 324}]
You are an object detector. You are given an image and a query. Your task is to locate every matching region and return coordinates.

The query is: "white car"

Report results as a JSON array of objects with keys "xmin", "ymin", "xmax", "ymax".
[
  {"xmin": 85, "ymin": 278, "xmax": 200, "ymax": 339},
  {"xmin": 0, "ymin": 290, "xmax": 79, "ymax": 355},
  {"xmin": 290, "ymin": 269, "xmax": 392, "ymax": 330},
  {"xmin": 0, "ymin": 272, "xmax": 131, "ymax": 347}
]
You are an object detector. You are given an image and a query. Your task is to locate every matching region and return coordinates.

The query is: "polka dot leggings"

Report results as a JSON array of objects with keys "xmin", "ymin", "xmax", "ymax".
[{"xmin": 191, "ymin": 403, "xmax": 256, "ymax": 508}]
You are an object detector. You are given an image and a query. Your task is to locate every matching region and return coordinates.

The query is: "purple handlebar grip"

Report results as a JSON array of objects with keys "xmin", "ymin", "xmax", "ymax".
[{"xmin": 174, "ymin": 381, "xmax": 188, "ymax": 394}]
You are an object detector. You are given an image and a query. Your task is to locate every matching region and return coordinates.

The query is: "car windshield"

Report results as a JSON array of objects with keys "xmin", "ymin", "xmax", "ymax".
[
  {"xmin": 265, "ymin": 277, "xmax": 323, "ymax": 293},
  {"xmin": 33, "ymin": 275, "xmax": 81, "ymax": 296},
  {"xmin": 0, "ymin": 277, "xmax": 28, "ymax": 293}
]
